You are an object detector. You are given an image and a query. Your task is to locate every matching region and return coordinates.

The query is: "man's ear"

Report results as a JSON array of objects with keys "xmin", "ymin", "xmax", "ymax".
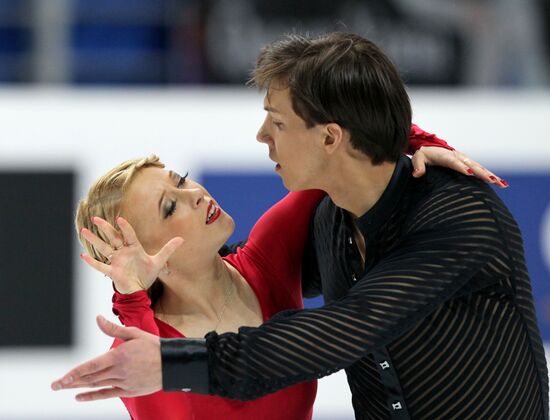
[{"xmin": 322, "ymin": 123, "xmax": 347, "ymax": 154}]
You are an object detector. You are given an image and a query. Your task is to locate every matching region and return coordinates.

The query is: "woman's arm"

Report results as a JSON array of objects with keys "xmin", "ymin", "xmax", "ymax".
[
  {"xmin": 112, "ymin": 290, "xmax": 160, "ymax": 335},
  {"xmin": 241, "ymin": 190, "xmax": 325, "ymax": 294},
  {"xmin": 408, "ymin": 124, "xmax": 507, "ymax": 187}
]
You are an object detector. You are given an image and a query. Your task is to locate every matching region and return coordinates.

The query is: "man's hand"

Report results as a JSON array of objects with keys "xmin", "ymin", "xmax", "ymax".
[
  {"xmin": 51, "ymin": 315, "xmax": 162, "ymax": 401},
  {"xmin": 411, "ymin": 146, "xmax": 508, "ymax": 188}
]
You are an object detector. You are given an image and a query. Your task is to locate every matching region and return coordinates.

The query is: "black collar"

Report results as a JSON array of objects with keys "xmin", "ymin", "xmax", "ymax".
[{"xmin": 354, "ymin": 154, "xmax": 412, "ymax": 235}]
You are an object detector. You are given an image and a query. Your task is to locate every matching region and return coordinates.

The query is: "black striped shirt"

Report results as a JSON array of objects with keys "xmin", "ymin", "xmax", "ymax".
[{"xmin": 162, "ymin": 155, "xmax": 548, "ymax": 419}]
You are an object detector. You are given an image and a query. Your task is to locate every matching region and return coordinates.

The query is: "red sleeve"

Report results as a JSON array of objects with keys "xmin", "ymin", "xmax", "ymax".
[
  {"xmin": 111, "ymin": 290, "xmax": 160, "ymax": 343},
  {"xmin": 407, "ymin": 124, "xmax": 454, "ymax": 154},
  {"xmin": 243, "ymin": 190, "xmax": 325, "ymax": 291}
]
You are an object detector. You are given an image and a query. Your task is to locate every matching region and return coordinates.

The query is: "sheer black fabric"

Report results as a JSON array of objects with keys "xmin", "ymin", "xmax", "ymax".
[
  {"xmin": 218, "ymin": 240, "xmax": 247, "ymax": 257},
  {"xmin": 204, "ymin": 156, "xmax": 548, "ymax": 419}
]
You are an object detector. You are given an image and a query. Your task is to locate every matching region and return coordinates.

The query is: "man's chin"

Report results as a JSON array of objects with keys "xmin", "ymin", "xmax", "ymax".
[{"xmin": 280, "ymin": 175, "xmax": 303, "ymax": 192}]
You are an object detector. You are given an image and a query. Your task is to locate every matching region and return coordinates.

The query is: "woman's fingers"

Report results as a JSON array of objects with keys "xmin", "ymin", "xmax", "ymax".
[
  {"xmin": 155, "ymin": 237, "xmax": 184, "ymax": 265},
  {"xmin": 80, "ymin": 253, "xmax": 111, "ymax": 277},
  {"xmin": 411, "ymin": 149, "xmax": 427, "ymax": 178},
  {"xmin": 92, "ymin": 216, "xmax": 124, "ymax": 249},
  {"xmin": 455, "ymin": 152, "xmax": 509, "ymax": 188},
  {"xmin": 80, "ymin": 227, "xmax": 112, "ymax": 258},
  {"xmin": 115, "ymin": 217, "xmax": 140, "ymax": 247}
]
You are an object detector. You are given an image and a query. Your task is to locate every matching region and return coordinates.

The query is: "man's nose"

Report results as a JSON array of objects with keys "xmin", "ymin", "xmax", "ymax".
[
  {"xmin": 256, "ymin": 122, "xmax": 271, "ymax": 144},
  {"xmin": 256, "ymin": 129, "xmax": 266, "ymax": 144}
]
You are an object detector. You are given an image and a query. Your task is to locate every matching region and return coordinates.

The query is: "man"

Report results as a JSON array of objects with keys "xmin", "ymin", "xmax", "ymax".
[{"xmin": 52, "ymin": 33, "xmax": 547, "ymax": 419}]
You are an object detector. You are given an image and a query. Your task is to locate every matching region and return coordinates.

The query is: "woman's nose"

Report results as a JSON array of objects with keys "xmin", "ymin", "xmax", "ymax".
[{"xmin": 186, "ymin": 188, "xmax": 203, "ymax": 208}]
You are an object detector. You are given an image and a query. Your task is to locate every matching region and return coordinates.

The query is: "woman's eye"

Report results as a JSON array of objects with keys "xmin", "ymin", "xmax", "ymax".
[
  {"xmin": 165, "ymin": 200, "xmax": 176, "ymax": 218},
  {"xmin": 272, "ymin": 121, "xmax": 283, "ymax": 129}
]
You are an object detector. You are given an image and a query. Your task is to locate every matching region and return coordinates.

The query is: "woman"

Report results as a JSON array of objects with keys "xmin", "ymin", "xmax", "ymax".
[{"xmin": 73, "ymin": 127, "xmax": 494, "ymax": 420}]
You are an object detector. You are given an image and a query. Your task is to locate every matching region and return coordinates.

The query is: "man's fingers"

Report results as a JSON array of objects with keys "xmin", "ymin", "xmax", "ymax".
[
  {"xmin": 75, "ymin": 386, "xmax": 128, "ymax": 402},
  {"xmin": 66, "ymin": 375, "xmax": 123, "ymax": 390},
  {"xmin": 62, "ymin": 364, "xmax": 123, "ymax": 389},
  {"xmin": 96, "ymin": 315, "xmax": 140, "ymax": 341},
  {"xmin": 51, "ymin": 351, "xmax": 117, "ymax": 390},
  {"xmin": 156, "ymin": 237, "xmax": 184, "ymax": 264},
  {"xmin": 51, "ymin": 317, "xmax": 140, "ymax": 390}
]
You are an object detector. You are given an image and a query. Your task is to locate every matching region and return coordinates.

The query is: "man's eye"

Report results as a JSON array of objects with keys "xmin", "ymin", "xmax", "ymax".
[{"xmin": 272, "ymin": 121, "xmax": 283, "ymax": 129}]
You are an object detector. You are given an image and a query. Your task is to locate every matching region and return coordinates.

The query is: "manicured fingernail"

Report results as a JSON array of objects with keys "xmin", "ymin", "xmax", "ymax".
[
  {"xmin": 79, "ymin": 253, "xmax": 84, "ymax": 259},
  {"xmin": 52, "ymin": 383, "xmax": 61, "ymax": 391},
  {"xmin": 62, "ymin": 375, "xmax": 73, "ymax": 385},
  {"xmin": 501, "ymin": 179, "xmax": 509, "ymax": 187},
  {"xmin": 91, "ymin": 216, "xmax": 96, "ymax": 224},
  {"xmin": 466, "ymin": 169, "xmax": 474, "ymax": 175},
  {"xmin": 489, "ymin": 176, "xmax": 497, "ymax": 181}
]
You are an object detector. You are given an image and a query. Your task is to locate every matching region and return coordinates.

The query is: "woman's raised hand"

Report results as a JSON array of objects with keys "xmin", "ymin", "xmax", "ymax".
[{"xmin": 79, "ymin": 216, "xmax": 184, "ymax": 294}]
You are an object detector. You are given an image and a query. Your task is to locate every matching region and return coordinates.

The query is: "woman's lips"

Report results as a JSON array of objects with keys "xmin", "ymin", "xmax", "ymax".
[{"xmin": 206, "ymin": 202, "xmax": 222, "ymax": 225}]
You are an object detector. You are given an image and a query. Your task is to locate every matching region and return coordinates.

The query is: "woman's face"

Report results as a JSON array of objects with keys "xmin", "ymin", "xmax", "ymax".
[{"xmin": 121, "ymin": 167, "xmax": 234, "ymax": 269}]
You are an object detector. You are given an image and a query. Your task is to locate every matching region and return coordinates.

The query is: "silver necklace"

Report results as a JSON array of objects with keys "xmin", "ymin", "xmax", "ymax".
[
  {"xmin": 214, "ymin": 273, "xmax": 235, "ymax": 331},
  {"xmin": 156, "ymin": 272, "xmax": 235, "ymax": 331}
]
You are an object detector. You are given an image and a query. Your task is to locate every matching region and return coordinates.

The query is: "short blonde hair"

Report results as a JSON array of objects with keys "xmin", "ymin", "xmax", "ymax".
[{"xmin": 75, "ymin": 155, "xmax": 164, "ymax": 263}]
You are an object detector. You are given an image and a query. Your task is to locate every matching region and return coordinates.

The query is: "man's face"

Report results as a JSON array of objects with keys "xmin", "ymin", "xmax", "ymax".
[{"xmin": 256, "ymin": 84, "xmax": 327, "ymax": 191}]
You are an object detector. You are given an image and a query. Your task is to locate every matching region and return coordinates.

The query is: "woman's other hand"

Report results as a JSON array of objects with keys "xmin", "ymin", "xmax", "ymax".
[
  {"xmin": 79, "ymin": 216, "xmax": 184, "ymax": 294},
  {"xmin": 411, "ymin": 146, "xmax": 508, "ymax": 188}
]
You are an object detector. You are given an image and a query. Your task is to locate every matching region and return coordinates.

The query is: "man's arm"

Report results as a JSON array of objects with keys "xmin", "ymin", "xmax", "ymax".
[
  {"xmin": 163, "ymin": 185, "xmax": 508, "ymax": 400},
  {"xmin": 52, "ymin": 183, "xmax": 507, "ymax": 401}
]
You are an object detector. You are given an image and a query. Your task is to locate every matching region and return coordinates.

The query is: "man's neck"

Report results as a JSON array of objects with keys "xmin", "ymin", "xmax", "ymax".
[{"xmin": 323, "ymin": 156, "xmax": 396, "ymax": 218}]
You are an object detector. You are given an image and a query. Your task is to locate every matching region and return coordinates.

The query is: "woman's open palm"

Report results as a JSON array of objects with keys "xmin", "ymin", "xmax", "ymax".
[{"xmin": 79, "ymin": 216, "xmax": 183, "ymax": 294}]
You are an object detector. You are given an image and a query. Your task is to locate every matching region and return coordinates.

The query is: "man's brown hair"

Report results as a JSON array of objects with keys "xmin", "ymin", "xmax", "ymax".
[{"xmin": 251, "ymin": 32, "xmax": 412, "ymax": 164}]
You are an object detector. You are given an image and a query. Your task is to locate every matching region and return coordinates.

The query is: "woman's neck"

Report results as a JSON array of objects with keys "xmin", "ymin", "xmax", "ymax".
[{"xmin": 154, "ymin": 255, "xmax": 236, "ymax": 325}]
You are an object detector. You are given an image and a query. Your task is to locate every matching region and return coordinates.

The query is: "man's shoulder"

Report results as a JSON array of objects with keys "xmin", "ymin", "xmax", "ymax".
[
  {"xmin": 417, "ymin": 166, "xmax": 499, "ymax": 201},
  {"xmin": 408, "ymin": 167, "xmax": 509, "ymax": 231}
]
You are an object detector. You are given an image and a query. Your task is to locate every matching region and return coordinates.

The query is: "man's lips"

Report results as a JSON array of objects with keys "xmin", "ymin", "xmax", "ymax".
[
  {"xmin": 206, "ymin": 201, "xmax": 222, "ymax": 225},
  {"xmin": 268, "ymin": 152, "xmax": 281, "ymax": 171}
]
